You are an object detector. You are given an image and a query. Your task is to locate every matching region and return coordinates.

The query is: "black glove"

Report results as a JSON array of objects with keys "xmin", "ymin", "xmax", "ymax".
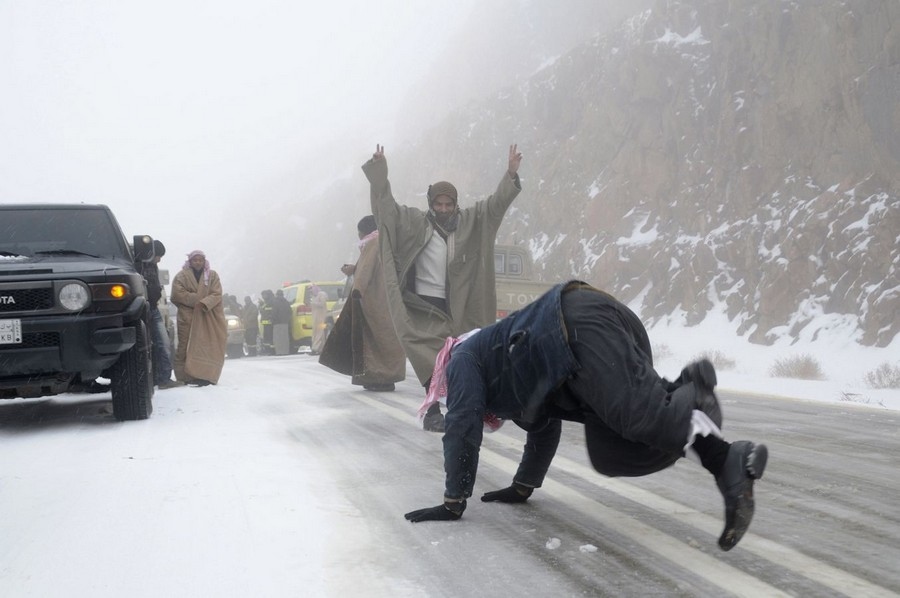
[
  {"xmin": 404, "ymin": 500, "xmax": 466, "ymax": 522},
  {"xmin": 481, "ymin": 483, "xmax": 534, "ymax": 503}
]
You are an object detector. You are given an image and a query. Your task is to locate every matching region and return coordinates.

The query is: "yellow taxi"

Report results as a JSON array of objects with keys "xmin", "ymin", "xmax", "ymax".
[{"xmin": 280, "ymin": 280, "xmax": 346, "ymax": 351}]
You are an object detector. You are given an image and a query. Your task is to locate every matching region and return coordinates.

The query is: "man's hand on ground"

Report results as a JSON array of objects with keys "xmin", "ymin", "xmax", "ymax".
[{"xmin": 404, "ymin": 500, "xmax": 466, "ymax": 522}]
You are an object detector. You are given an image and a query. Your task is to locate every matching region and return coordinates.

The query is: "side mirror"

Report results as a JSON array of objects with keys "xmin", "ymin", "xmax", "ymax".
[{"xmin": 133, "ymin": 235, "xmax": 155, "ymax": 262}]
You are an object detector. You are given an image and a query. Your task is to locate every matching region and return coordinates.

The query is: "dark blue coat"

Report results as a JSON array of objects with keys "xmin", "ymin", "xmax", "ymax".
[
  {"xmin": 441, "ymin": 281, "xmax": 691, "ymax": 499},
  {"xmin": 442, "ymin": 282, "xmax": 581, "ymax": 499}
]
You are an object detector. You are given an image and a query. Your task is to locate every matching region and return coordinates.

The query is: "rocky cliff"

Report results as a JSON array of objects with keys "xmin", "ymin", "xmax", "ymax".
[{"xmin": 388, "ymin": 0, "xmax": 899, "ymax": 347}]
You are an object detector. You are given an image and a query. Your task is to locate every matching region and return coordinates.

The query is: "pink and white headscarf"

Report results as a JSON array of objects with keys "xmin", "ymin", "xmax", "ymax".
[
  {"xmin": 183, "ymin": 250, "xmax": 211, "ymax": 285},
  {"xmin": 417, "ymin": 329, "xmax": 504, "ymax": 432},
  {"xmin": 358, "ymin": 229, "xmax": 378, "ymax": 250}
]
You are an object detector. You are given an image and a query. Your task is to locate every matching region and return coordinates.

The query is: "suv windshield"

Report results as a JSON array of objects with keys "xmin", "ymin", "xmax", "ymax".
[{"xmin": 0, "ymin": 208, "xmax": 130, "ymax": 260}]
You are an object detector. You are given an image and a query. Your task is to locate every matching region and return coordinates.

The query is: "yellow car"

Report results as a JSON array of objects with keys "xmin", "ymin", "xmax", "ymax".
[
  {"xmin": 224, "ymin": 309, "xmax": 246, "ymax": 359},
  {"xmin": 280, "ymin": 280, "xmax": 346, "ymax": 351}
]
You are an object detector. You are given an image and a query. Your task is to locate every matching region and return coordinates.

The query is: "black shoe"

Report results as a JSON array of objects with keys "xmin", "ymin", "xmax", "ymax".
[
  {"xmin": 422, "ymin": 409, "xmax": 445, "ymax": 433},
  {"xmin": 716, "ymin": 441, "xmax": 768, "ymax": 551},
  {"xmin": 188, "ymin": 379, "xmax": 212, "ymax": 387},
  {"xmin": 680, "ymin": 358, "xmax": 722, "ymax": 428},
  {"xmin": 363, "ymin": 383, "xmax": 395, "ymax": 392},
  {"xmin": 157, "ymin": 380, "xmax": 184, "ymax": 389}
]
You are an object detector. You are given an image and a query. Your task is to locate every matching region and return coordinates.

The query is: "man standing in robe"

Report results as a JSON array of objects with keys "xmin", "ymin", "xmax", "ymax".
[
  {"xmin": 171, "ymin": 250, "xmax": 227, "ymax": 386},
  {"xmin": 363, "ymin": 144, "xmax": 523, "ymax": 431},
  {"xmin": 320, "ymin": 215, "xmax": 406, "ymax": 391}
]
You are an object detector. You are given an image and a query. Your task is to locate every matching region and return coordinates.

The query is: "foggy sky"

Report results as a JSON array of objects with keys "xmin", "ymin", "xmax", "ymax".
[{"xmin": 0, "ymin": 0, "xmax": 475, "ymax": 292}]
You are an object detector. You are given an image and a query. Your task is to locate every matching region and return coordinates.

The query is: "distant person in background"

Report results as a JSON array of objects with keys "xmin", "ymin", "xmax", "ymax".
[
  {"xmin": 320, "ymin": 215, "xmax": 406, "ymax": 391},
  {"xmin": 171, "ymin": 250, "xmax": 228, "ymax": 386},
  {"xmin": 225, "ymin": 294, "xmax": 243, "ymax": 318},
  {"xmin": 273, "ymin": 289, "xmax": 293, "ymax": 355},
  {"xmin": 363, "ymin": 143, "xmax": 523, "ymax": 431},
  {"xmin": 242, "ymin": 295, "xmax": 259, "ymax": 356},
  {"xmin": 259, "ymin": 289, "xmax": 276, "ymax": 355},
  {"xmin": 274, "ymin": 289, "xmax": 292, "ymax": 321},
  {"xmin": 309, "ymin": 285, "xmax": 329, "ymax": 355},
  {"xmin": 136, "ymin": 239, "xmax": 176, "ymax": 388}
]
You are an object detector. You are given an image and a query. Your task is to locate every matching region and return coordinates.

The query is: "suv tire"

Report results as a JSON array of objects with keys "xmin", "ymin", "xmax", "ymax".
[{"xmin": 110, "ymin": 320, "xmax": 154, "ymax": 421}]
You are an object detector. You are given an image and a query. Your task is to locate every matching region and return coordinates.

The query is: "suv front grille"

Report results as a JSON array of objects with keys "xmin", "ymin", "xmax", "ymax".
[{"xmin": 0, "ymin": 288, "xmax": 54, "ymax": 312}]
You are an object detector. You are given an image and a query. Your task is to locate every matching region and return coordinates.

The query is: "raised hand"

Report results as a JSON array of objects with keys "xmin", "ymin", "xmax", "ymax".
[
  {"xmin": 508, "ymin": 144, "xmax": 523, "ymax": 176},
  {"xmin": 404, "ymin": 500, "xmax": 466, "ymax": 522},
  {"xmin": 372, "ymin": 144, "xmax": 385, "ymax": 161}
]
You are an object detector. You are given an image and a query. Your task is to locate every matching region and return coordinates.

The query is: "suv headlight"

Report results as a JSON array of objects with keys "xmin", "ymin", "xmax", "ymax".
[{"xmin": 59, "ymin": 282, "xmax": 91, "ymax": 311}]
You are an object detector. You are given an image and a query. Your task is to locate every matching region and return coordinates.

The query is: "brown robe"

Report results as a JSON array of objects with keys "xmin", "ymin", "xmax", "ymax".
[
  {"xmin": 320, "ymin": 233, "xmax": 406, "ymax": 386},
  {"xmin": 171, "ymin": 267, "xmax": 228, "ymax": 384}
]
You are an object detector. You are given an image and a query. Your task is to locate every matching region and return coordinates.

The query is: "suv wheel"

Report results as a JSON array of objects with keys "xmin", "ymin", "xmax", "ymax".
[{"xmin": 110, "ymin": 320, "xmax": 154, "ymax": 421}]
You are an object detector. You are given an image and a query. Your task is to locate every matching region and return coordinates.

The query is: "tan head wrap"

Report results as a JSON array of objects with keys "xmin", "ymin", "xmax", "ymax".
[{"xmin": 427, "ymin": 181, "xmax": 458, "ymax": 205}]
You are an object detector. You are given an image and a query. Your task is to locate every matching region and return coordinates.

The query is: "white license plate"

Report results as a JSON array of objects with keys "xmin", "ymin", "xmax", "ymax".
[{"xmin": 0, "ymin": 319, "xmax": 22, "ymax": 344}]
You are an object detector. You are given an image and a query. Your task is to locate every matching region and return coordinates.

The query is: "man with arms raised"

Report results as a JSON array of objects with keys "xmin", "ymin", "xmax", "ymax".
[{"xmin": 363, "ymin": 144, "xmax": 523, "ymax": 431}]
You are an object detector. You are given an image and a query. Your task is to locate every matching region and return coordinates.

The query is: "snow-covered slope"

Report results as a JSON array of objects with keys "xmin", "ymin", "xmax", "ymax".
[{"xmin": 399, "ymin": 0, "xmax": 899, "ymax": 348}]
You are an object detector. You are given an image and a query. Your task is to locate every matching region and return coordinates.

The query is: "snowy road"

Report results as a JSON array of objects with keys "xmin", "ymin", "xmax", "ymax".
[{"xmin": 2, "ymin": 354, "xmax": 898, "ymax": 597}]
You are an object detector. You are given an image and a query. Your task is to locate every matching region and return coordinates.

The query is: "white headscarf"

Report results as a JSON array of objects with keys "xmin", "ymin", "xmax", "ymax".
[{"xmin": 183, "ymin": 249, "xmax": 210, "ymax": 285}]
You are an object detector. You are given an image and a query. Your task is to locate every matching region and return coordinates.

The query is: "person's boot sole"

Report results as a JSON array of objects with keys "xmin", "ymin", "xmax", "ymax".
[{"xmin": 717, "ymin": 441, "xmax": 768, "ymax": 551}]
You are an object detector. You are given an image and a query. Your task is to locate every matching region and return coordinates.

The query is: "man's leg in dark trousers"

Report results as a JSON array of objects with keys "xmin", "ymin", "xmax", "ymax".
[
  {"xmin": 560, "ymin": 286, "xmax": 693, "ymax": 456},
  {"xmin": 560, "ymin": 286, "xmax": 768, "ymax": 551}
]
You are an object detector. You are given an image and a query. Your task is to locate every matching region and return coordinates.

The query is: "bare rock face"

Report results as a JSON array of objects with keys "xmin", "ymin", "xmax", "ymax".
[{"xmin": 409, "ymin": 0, "xmax": 898, "ymax": 347}]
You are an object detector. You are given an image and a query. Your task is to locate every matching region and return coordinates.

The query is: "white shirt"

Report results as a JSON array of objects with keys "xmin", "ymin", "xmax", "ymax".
[{"xmin": 415, "ymin": 230, "xmax": 448, "ymax": 298}]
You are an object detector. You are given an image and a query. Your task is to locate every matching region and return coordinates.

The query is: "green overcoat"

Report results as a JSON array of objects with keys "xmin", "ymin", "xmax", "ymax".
[{"xmin": 362, "ymin": 156, "xmax": 521, "ymax": 385}]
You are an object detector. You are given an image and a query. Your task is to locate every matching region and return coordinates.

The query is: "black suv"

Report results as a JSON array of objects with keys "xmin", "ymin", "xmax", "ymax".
[{"xmin": 0, "ymin": 204, "xmax": 155, "ymax": 420}]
